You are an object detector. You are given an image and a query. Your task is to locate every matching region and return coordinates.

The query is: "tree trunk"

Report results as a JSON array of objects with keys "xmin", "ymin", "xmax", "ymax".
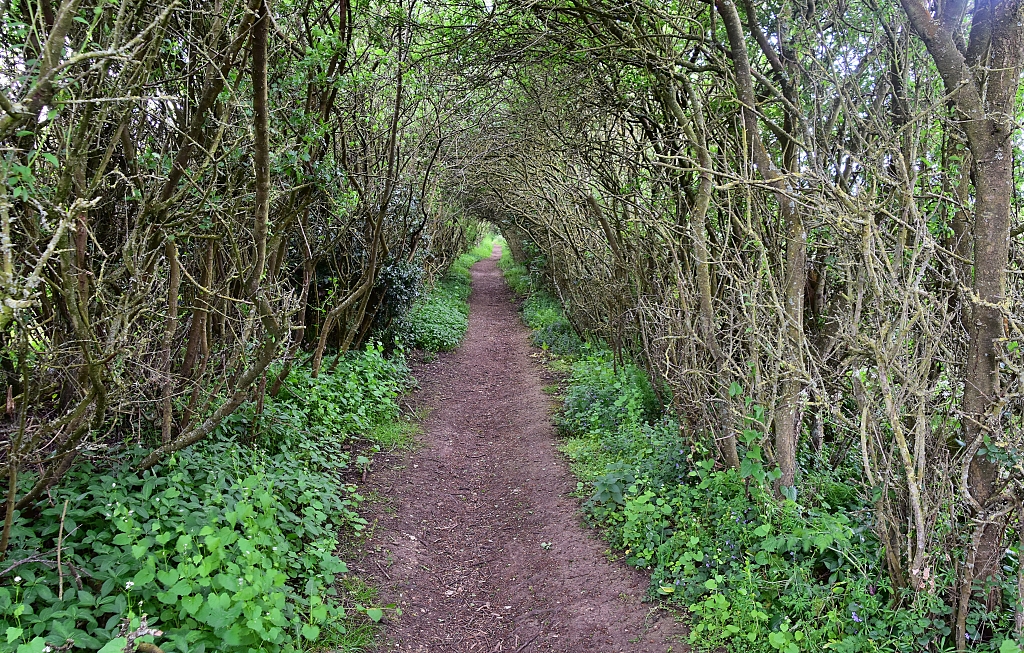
[
  {"xmin": 899, "ymin": 0, "xmax": 1023, "ymax": 646},
  {"xmin": 716, "ymin": 0, "xmax": 806, "ymax": 489}
]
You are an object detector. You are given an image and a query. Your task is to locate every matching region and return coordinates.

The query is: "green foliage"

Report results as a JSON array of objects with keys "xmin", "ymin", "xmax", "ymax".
[
  {"xmin": 523, "ymin": 294, "xmax": 583, "ymax": 356},
  {"xmin": 371, "ymin": 258, "xmax": 424, "ymax": 338},
  {"xmin": 403, "ymin": 235, "xmax": 495, "ymax": 351},
  {"xmin": 498, "ymin": 246, "xmax": 583, "ymax": 355},
  {"xmin": 403, "ymin": 289, "xmax": 468, "ymax": 351},
  {"xmin": 557, "ymin": 351, "xmax": 659, "ymax": 439},
  {"xmin": 258, "ymin": 344, "xmax": 409, "ymax": 454},
  {"xmin": 497, "ymin": 247, "xmax": 531, "ymax": 296},
  {"xmin": 553, "ymin": 350, "xmax": 985, "ymax": 653},
  {"xmin": 0, "ymin": 347, "xmax": 406, "ymax": 652}
]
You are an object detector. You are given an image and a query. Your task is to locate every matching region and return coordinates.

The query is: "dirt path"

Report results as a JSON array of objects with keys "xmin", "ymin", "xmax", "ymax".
[{"xmin": 356, "ymin": 248, "xmax": 686, "ymax": 652}]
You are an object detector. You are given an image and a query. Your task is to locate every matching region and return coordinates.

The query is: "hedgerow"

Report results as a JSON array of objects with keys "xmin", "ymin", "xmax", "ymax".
[{"xmin": 499, "ymin": 250, "xmax": 1024, "ymax": 653}]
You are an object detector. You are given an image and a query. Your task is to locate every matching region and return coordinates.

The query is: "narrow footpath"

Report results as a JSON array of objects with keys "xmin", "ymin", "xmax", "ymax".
[{"xmin": 357, "ymin": 247, "xmax": 686, "ymax": 652}]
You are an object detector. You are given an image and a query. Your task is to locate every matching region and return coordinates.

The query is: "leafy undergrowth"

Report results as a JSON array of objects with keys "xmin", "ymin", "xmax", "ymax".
[
  {"xmin": 496, "ymin": 244, "xmax": 1024, "ymax": 653},
  {"xmin": 403, "ymin": 234, "xmax": 496, "ymax": 352},
  {"xmin": 1, "ymin": 347, "xmax": 408, "ymax": 653},
  {"xmin": 497, "ymin": 244, "xmax": 582, "ymax": 357}
]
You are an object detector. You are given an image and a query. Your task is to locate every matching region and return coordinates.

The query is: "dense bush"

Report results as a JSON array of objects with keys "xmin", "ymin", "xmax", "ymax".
[
  {"xmin": 371, "ymin": 258, "xmax": 425, "ymax": 340},
  {"xmin": 0, "ymin": 346, "xmax": 407, "ymax": 653}
]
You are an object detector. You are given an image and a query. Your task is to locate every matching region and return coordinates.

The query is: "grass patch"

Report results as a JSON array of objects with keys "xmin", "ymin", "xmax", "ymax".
[
  {"xmin": 323, "ymin": 577, "xmax": 390, "ymax": 652},
  {"xmin": 366, "ymin": 419, "xmax": 421, "ymax": 450}
]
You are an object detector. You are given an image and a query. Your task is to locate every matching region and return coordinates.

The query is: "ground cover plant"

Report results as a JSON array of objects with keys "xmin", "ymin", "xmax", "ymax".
[{"xmin": 0, "ymin": 346, "xmax": 410, "ymax": 653}]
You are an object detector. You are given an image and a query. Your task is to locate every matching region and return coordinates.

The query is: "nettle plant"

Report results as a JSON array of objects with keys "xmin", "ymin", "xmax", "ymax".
[{"xmin": 2, "ymin": 449, "xmax": 355, "ymax": 652}]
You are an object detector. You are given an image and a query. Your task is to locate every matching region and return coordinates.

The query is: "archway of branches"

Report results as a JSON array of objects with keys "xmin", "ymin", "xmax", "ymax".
[{"xmin": 1, "ymin": 0, "xmax": 1022, "ymax": 649}]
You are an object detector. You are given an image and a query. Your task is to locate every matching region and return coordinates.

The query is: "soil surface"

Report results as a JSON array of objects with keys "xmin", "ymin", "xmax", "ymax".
[{"xmin": 354, "ymin": 247, "xmax": 687, "ymax": 652}]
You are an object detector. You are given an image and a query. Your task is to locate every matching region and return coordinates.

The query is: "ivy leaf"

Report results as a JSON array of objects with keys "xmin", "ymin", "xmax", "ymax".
[{"xmin": 365, "ymin": 607, "xmax": 384, "ymax": 622}]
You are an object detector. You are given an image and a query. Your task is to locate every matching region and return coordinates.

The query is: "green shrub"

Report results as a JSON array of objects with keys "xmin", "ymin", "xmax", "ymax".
[
  {"xmin": 557, "ymin": 351, "xmax": 659, "ymax": 439},
  {"xmin": 403, "ymin": 291, "xmax": 468, "ymax": 352},
  {"xmin": 0, "ymin": 347, "xmax": 406, "ymax": 653},
  {"xmin": 522, "ymin": 293, "xmax": 561, "ymax": 330}
]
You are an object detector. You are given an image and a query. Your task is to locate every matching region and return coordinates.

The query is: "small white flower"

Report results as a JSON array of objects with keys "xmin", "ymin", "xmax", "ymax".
[
  {"xmin": 44, "ymin": 647, "xmax": 52, "ymax": 653},
  {"xmin": 13, "ymin": 576, "xmax": 21, "ymax": 583},
  {"xmin": 272, "ymin": 546, "xmax": 277, "ymax": 551},
  {"xmin": 112, "ymin": 483, "xmax": 116, "ymax": 488},
  {"xmin": 125, "ymin": 581, "xmax": 134, "ymax": 590}
]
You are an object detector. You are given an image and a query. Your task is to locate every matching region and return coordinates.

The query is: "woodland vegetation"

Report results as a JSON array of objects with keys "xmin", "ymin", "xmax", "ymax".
[{"xmin": 0, "ymin": 0, "xmax": 1022, "ymax": 651}]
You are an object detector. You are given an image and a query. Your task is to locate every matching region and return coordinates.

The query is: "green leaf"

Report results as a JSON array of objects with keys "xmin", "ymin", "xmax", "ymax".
[
  {"xmin": 6, "ymin": 627, "xmax": 23, "ymax": 644},
  {"xmin": 16, "ymin": 638, "xmax": 47, "ymax": 653},
  {"xmin": 1000, "ymin": 640, "xmax": 1023, "ymax": 653},
  {"xmin": 133, "ymin": 565, "xmax": 155, "ymax": 587},
  {"xmin": 768, "ymin": 632, "xmax": 787, "ymax": 648},
  {"xmin": 97, "ymin": 638, "xmax": 128, "ymax": 653},
  {"xmin": 366, "ymin": 607, "xmax": 384, "ymax": 622},
  {"xmin": 181, "ymin": 593, "xmax": 202, "ymax": 615},
  {"xmin": 157, "ymin": 568, "xmax": 179, "ymax": 587},
  {"xmin": 301, "ymin": 624, "xmax": 321, "ymax": 640}
]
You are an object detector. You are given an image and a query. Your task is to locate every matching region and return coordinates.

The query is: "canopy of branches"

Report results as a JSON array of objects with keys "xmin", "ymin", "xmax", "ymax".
[{"xmin": 1, "ymin": 0, "xmax": 1023, "ymax": 650}]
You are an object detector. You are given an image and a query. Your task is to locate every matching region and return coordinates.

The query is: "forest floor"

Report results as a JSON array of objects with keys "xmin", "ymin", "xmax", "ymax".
[{"xmin": 350, "ymin": 247, "xmax": 688, "ymax": 652}]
